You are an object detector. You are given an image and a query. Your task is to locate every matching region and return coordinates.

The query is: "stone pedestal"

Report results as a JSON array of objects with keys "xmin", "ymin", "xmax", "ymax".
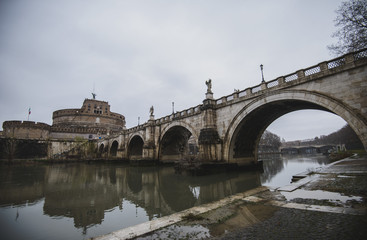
[{"xmin": 205, "ymin": 92, "xmax": 213, "ymax": 100}]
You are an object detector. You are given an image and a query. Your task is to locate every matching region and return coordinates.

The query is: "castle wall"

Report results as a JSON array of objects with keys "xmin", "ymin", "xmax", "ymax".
[
  {"xmin": 2, "ymin": 121, "xmax": 50, "ymax": 139},
  {"xmin": 0, "ymin": 138, "xmax": 49, "ymax": 160},
  {"xmin": 52, "ymin": 114, "xmax": 124, "ymax": 130},
  {"xmin": 49, "ymin": 132, "xmax": 97, "ymax": 140}
]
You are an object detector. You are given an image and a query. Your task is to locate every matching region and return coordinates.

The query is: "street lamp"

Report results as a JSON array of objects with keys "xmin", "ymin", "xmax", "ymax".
[{"xmin": 260, "ymin": 64, "xmax": 265, "ymax": 83}]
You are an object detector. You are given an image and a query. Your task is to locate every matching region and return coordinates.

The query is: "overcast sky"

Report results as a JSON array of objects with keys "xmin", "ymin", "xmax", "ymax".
[{"xmin": 0, "ymin": 0, "xmax": 348, "ymax": 141}]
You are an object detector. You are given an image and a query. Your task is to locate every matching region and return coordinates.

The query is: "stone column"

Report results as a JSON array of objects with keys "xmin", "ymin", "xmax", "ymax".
[
  {"xmin": 198, "ymin": 94, "xmax": 222, "ymax": 162},
  {"xmin": 143, "ymin": 118, "xmax": 156, "ymax": 161}
]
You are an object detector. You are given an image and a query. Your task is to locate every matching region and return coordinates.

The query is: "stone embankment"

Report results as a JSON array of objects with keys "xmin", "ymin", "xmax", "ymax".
[{"xmin": 93, "ymin": 155, "xmax": 367, "ymax": 240}]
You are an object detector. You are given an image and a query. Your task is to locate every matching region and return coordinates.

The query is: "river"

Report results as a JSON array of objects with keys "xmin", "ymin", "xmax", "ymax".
[{"xmin": 0, "ymin": 154, "xmax": 330, "ymax": 240}]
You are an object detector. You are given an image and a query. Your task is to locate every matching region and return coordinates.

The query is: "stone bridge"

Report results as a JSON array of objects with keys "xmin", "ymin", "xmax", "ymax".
[{"xmin": 98, "ymin": 49, "xmax": 367, "ymax": 166}]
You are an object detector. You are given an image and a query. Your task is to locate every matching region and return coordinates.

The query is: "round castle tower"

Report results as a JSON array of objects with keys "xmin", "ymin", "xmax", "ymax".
[
  {"xmin": 2, "ymin": 97, "xmax": 126, "ymax": 140},
  {"xmin": 51, "ymin": 98, "xmax": 126, "ymax": 139}
]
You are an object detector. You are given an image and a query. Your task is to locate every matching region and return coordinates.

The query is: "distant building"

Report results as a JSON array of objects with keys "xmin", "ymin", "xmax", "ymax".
[{"xmin": 2, "ymin": 98, "xmax": 126, "ymax": 140}]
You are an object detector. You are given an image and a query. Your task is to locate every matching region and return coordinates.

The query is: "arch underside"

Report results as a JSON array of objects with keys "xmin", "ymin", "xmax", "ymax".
[
  {"xmin": 110, "ymin": 141, "xmax": 118, "ymax": 157},
  {"xmin": 159, "ymin": 126, "xmax": 195, "ymax": 162},
  {"xmin": 128, "ymin": 135, "xmax": 144, "ymax": 160},
  {"xmin": 98, "ymin": 143, "xmax": 104, "ymax": 157},
  {"xmin": 229, "ymin": 100, "xmax": 330, "ymax": 164}
]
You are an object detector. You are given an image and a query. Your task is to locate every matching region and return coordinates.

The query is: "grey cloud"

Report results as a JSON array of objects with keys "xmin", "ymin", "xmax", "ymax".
[{"xmin": 0, "ymin": 0, "xmax": 347, "ymax": 139}]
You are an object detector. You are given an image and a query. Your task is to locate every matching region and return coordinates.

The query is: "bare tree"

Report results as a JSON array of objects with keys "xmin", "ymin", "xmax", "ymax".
[
  {"xmin": 328, "ymin": 0, "xmax": 367, "ymax": 55},
  {"xmin": 259, "ymin": 130, "xmax": 281, "ymax": 153}
]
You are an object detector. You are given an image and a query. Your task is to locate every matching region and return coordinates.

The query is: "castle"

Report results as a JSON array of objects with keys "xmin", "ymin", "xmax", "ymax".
[{"xmin": 1, "ymin": 97, "xmax": 126, "ymax": 140}]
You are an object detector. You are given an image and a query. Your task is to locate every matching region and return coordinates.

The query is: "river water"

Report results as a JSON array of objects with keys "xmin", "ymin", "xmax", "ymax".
[{"xmin": 0, "ymin": 155, "xmax": 330, "ymax": 240}]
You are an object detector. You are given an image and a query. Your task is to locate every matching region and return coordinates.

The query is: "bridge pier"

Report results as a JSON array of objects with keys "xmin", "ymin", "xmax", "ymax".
[
  {"xmin": 198, "ymin": 128, "xmax": 222, "ymax": 162},
  {"xmin": 142, "ymin": 142, "xmax": 155, "ymax": 161},
  {"xmin": 134, "ymin": 118, "xmax": 156, "ymax": 162},
  {"xmin": 198, "ymin": 95, "xmax": 223, "ymax": 162}
]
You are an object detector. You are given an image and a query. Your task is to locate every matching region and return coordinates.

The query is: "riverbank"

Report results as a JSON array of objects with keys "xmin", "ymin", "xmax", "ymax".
[{"xmin": 93, "ymin": 154, "xmax": 367, "ymax": 240}]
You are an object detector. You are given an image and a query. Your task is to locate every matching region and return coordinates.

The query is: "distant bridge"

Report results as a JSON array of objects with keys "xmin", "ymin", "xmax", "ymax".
[
  {"xmin": 280, "ymin": 145, "xmax": 337, "ymax": 155},
  {"xmin": 99, "ymin": 49, "xmax": 367, "ymax": 166}
]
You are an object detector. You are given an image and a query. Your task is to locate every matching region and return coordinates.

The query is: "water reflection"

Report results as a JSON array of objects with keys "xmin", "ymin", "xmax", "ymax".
[
  {"xmin": 261, "ymin": 154, "xmax": 330, "ymax": 188},
  {"xmin": 0, "ymin": 155, "xmax": 330, "ymax": 240},
  {"xmin": 259, "ymin": 154, "xmax": 284, "ymax": 184},
  {"xmin": 0, "ymin": 163, "xmax": 261, "ymax": 240}
]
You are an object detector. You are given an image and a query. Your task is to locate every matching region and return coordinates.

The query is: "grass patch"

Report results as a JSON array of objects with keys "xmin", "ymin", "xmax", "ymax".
[
  {"xmin": 329, "ymin": 149, "xmax": 366, "ymax": 162},
  {"xmin": 329, "ymin": 152, "xmax": 353, "ymax": 161}
]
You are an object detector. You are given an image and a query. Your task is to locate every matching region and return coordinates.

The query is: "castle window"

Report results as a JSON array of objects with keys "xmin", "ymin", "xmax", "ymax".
[{"xmin": 94, "ymin": 110, "xmax": 103, "ymax": 114}]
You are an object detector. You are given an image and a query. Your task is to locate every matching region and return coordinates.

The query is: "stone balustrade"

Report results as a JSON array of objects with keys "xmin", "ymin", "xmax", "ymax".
[{"xmin": 214, "ymin": 49, "xmax": 367, "ymax": 107}]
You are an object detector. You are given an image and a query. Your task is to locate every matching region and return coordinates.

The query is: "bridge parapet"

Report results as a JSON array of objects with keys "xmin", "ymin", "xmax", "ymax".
[
  {"xmin": 154, "ymin": 105, "xmax": 202, "ymax": 124},
  {"xmin": 123, "ymin": 105, "xmax": 203, "ymax": 133},
  {"xmin": 214, "ymin": 49, "xmax": 367, "ymax": 108},
  {"xmin": 126, "ymin": 123, "xmax": 147, "ymax": 133}
]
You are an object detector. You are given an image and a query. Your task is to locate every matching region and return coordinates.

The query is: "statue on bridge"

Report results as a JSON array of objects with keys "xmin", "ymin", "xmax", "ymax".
[
  {"xmin": 150, "ymin": 106, "xmax": 154, "ymax": 116},
  {"xmin": 205, "ymin": 79, "xmax": 212, "ymax": 94}
]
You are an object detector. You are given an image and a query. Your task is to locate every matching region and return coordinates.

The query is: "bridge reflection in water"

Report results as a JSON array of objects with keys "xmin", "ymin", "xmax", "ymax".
[{"xmin": 0, "ymin": 155, "xmax": 329, "ymax": 240}]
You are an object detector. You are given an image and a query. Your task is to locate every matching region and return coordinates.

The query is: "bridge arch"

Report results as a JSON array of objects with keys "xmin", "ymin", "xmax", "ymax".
[
  {"xmin": 128, "ymin": 134, "xmax": 145, "ymax": 160},
  {"xmin": 110, "ymin": 140, "xmax": 119, "ymax": 157},
  {"xmin": 224, "ymin": 90, "xmax": 367, "ymax": 165},
  {"xmin": 98, "ymin": 143, "xmax": 105, "ymax": 157},
  {"xmin": 158, "ymin": 122, "xmax": 199, "ymax": 163},
  {"xmin": 160, "ymin": 122, "xmax": 199, "ymax": 143}
]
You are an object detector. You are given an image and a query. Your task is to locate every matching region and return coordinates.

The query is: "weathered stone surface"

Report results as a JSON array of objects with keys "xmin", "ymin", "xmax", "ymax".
[{"xmin": 198, "ymin": 128, "xmax": 221, "ymax": 144}]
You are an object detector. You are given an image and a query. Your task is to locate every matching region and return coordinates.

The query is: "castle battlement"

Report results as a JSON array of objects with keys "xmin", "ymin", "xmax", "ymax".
[
  {"xmin": 52, "ymin": 109, "xmax": 81, "ymax": 117},
  {"xmin": 3, "ymin": 121, "xmax": 51, "ymax": 130},
  {"xmin": 51, "ymin": 125, "xmax": 108, "ymax": 134}
]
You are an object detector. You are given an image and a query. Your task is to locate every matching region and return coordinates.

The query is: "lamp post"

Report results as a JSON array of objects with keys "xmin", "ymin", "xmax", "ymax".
[
  {"xmin": 172, "ymin": 102, "xmax": 175, "ymax": 114},
  {"xmin": 260, "ymin": 64, "xmax": 265, "ymax": 83}
]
